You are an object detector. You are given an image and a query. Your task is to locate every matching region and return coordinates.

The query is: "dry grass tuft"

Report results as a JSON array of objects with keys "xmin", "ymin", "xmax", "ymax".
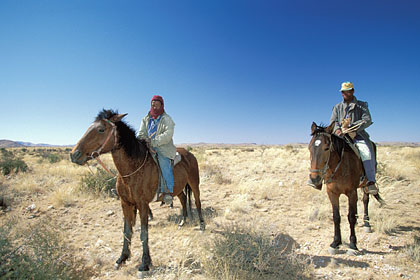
[
  {"xmin": 404, "ymin": 235, "xmax": 420, "ymax": 263},
  {"xmin": 199, "ymin": 224, "xmax": 312, "ymax": 280}
]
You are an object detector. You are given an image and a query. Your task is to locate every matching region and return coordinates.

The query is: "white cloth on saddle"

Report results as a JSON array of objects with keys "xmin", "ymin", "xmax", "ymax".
[
  {"xmin": 173, "ymin": 152, "xmax": 181, "ymax": 166},
  {"xmin": 354, "ymin": 140, "xmax": 372, "ymax": 161}
]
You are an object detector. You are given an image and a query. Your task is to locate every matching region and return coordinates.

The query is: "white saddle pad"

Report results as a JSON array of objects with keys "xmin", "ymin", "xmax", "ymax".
[{"xmin": 173, "ymin": 152, "xmax": 181, "ymax": 166}]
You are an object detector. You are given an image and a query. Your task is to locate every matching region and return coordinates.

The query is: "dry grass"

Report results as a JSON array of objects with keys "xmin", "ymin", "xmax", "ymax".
[{"xmin": 1, "ymin": 145, "xmax": 420, "ymax": 280}]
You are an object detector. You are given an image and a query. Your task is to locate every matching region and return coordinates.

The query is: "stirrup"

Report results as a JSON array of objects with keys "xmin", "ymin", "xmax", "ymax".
[
  {"xmin": 365, "ymin": 182, "xmax": 378, "ymax": 195},
  {"xmin": 163, "ymin": 194, "xmax": 173, "ymax": 205}
]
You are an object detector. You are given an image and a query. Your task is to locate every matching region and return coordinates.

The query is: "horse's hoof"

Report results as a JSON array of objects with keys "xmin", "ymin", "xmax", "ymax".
[
  {"xmin": 364, "ymin": 226, "xmax": 372, "ymax": 233},
  {"xmin": 178, "ymin": 220, "xmax": 185, "ymax": 229},
  {"xmin": 138, "ymin": 264, "xmax": 150, "ymax": 272},
  {"xmin": 346, "ymin": 248, "xmax": 360, "ymax": 256},
  {"xmin": 328, "ymin": 247, "xmax": 339, "ymax": 255},
  {"xmin": 200, "ymin": 222, "xmax": 206, "ymax": 231},
  {"xmin": 114, "ymin": 262, "xmax": 122, "ymax": 270}
]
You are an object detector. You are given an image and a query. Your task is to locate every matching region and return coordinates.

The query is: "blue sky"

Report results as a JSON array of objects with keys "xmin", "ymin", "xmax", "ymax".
[{"xmin": 1, "ymin": 0, "xmax": 419, "ymax": 145}]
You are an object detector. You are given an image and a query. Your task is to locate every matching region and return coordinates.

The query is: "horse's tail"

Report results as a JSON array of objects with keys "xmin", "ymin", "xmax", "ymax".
[
  {"xmin": 373, "ymin": 193, "xmax": 386, "ymax": 208},
  {"xmin": 185, "ymin": 184, "xmax": 192, "ymax": 217}
]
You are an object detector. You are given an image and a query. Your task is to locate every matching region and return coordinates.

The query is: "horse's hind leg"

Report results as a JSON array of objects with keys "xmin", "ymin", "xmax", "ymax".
[
  {"xmin": 115, "ymin": 200, "xmax": 136, "ymax": 269},
  {"xmin": 347, "ymin": 191, "xmax": 359, "ymax": 252},
  {"xmin": 177, "ymin": 191, "xmax": 188, "ymax": 228},
  {"xmin": 189, "ymin": 183, "xmax": 205, "ymax": 231},
  {"xmin": 362, "ymin": 192, "xmax": 372, "ymax": 233}
]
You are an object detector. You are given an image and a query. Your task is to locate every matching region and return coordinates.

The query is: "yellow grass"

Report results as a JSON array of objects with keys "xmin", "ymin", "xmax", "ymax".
[{"xmin": 1, "ymin": 145, "xmax": 420, "ymax": 280}]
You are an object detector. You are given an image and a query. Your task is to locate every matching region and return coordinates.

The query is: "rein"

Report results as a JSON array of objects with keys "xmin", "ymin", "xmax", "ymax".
[
  {"xmin": 310, "ymin": 132, "xmax": 345, "ymax": 183},
  {"xmin": 89, "ymin": 120, "xmax": 149, "ymax": 179}
]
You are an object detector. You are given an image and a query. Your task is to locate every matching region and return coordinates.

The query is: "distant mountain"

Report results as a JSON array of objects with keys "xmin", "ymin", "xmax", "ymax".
[
  {"xmin": 0, "ymin": 140, "xmax": 24, "ymax": 148},
  {"xmin": 0, "ymin": 139, "xmax": 63, "ymax": 148},
  {"xmin": 15, "ymin": 141, "xmax": 51, "ymax": 147}
]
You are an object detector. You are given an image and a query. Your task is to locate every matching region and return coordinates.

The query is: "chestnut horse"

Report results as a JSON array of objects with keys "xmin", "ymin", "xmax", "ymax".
[
  {"xmin": 70, "ymin": 109, "xmax": 205, "ymax": 272},
  {"xmin": 308, "ymin": 122, "xmax": 384, "ymax": 255}
]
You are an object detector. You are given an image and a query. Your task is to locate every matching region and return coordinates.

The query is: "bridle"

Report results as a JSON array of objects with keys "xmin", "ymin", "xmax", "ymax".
[
  {"xmin": 309, "ymin": 132, "xmax": 344, "ymax": 183},
  {"xmin": 89, "ymin": 119, "xmax": 148, "ymax": 178}
]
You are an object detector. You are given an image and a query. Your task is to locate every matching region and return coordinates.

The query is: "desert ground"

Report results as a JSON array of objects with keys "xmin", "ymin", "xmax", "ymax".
[{"xmin": 1, "ymin": 144, "xmax": 419, "ymax": 279}]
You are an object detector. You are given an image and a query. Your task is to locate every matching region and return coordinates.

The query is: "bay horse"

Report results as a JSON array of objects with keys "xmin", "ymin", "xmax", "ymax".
[
  {"xmin": 308, "ymin": 122, "xmax": 384, "ymax": 255},
  {"xmin": 70, "ymin": 109, "xmax": 205, "ymax": 272}
]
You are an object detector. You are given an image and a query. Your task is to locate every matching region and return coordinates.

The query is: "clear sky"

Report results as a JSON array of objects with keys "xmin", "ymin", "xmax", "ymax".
[{"xmin": 1, "ymin": 0, "xmax": 419, "ymax": 145}]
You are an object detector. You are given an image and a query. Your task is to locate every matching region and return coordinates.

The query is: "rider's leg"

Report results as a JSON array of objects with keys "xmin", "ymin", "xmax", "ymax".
[{"xmin": 354, "ymin": 137, "xmax": 378, "ymax": 195}]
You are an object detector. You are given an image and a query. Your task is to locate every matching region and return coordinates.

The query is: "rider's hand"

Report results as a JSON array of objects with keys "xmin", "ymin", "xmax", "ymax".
[{"xmin": 335, "ymin": 128, "xmax": 343, "ymax": 136}]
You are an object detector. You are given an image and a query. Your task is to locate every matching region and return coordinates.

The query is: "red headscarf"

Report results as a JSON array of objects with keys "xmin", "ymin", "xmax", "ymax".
[{"xmin": 150, "ymin": 95, "xmax": 165, "ymax": 119}]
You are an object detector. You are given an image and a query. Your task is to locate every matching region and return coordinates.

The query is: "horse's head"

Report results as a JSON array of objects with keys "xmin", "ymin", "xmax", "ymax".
[
  {"xmin": 307, "ymin": 122, "xmax": 335, "ymax": 189},
  {"xmin": 70, "ymin": 110, "xmax": 127, "ymax": 165}
]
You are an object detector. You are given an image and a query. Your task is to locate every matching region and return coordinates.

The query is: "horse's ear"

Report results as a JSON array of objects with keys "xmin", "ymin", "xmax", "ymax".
[
  {"xmin": 110, "ymin": 113, "xmax": 127, "ymax": 123},
  {"xmin": 311, "ymin": 122, "xmax": 317, "ymax": 134},
  {"xmin": 326, "ymin": 122, "xmax": 335, "ymax": 134}
]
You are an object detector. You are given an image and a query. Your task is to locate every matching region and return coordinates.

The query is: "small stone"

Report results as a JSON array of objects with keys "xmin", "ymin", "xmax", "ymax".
[
  {"xmin": 107, "ymin": 210, "xmax": 115, "ymax": 216},
  {"xmin": 26, "ymin": 204, "xmax": 36, "ymax": 211},
  {"xmin": 95, "ymin": 239, "xmax": 104, "ymax": 247}
]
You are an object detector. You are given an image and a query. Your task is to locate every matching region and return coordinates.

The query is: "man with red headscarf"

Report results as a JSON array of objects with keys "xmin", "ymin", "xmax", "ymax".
[{"xmin": 138, "ymin": 95, "xmax": 176, "ymax": 205}]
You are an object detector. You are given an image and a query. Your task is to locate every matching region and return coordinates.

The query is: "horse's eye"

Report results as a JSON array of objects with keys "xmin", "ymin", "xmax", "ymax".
[{"xmin": 98, "ymin": 128, "xmax": 105, "ymax": 133}]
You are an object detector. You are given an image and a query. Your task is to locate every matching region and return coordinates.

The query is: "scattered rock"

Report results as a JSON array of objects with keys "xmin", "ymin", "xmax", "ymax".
[
  {"xmin": 95, "ymin": 239, "xmax": 104, "ymax": 247},
  {"xmin": 26, "ymin": 204, "xmax": 36, "ymax": 211},
  {"xmin": 107, "ymin": 210, "xmax": 115, "ymax": 216}
]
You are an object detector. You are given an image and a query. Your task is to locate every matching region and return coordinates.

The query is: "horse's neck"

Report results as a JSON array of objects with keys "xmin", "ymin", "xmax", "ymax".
[
  {"xmin": 111, "ymin": 142, "xmax": 149, "ymax": 175},
  {"xmin": 328, "ymin": 146, "xmax": 360, "ymax": 175}
]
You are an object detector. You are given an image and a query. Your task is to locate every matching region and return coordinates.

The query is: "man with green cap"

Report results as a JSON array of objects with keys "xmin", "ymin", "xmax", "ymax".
[{"xmin": 329, "ymin": 81, "xmax": 379, "ymax": 195}]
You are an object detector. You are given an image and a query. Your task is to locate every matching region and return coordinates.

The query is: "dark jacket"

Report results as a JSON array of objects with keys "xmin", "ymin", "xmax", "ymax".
[{"xmin": 329, "ymin": 96, "xmax": 372, "ymax": 140}]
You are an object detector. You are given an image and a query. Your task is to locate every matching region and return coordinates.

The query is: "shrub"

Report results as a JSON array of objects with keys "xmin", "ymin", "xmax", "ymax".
[
  {"xmin": 0, "ymin": 148, "xmax": 13, "ymax": 158},
  {"xmin": 201, "ymin": 163, "xmax": 232, "ymax": 185},
  {"xmin": 78, "ymin": 168, "xmax": 116, "ymax": 196},
  {"xmin": 200, "ymin": 225, "xmax": 312, "ymax": 280},
  {"xmin": 0, "ymin": 218, "xmax": 91, "ymax": 279},
  {"xmin": 0, "ymin": 152, "xmax": 28, "ymax": 176},
  {"xmin": 404, "ymin": 235, "xmax": 420, "ymax": 263},
  {"xmin": 47, "ymin": 153, "xmax": 61, "ymax": 164},
  {"xmin": 36, "ymin": 150, "xmax": 63, "ymax": 164}
]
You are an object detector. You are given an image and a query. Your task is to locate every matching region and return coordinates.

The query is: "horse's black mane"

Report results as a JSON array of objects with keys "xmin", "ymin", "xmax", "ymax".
[
  {"xmin": 312, "ymin": 124, "xmax": 353, "ymax": 155},
  {"xmin": 96, "ymin": 109, "xmax": 147, "ymax": 159}
]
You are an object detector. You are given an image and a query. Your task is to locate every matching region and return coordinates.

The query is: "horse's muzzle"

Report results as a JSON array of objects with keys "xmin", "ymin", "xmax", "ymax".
[
  {"xmin": 307, "ymin": 175, "xmax": 322, "ymax": 190},
  {"xmin": 70, "ymin": 149, "xmax": 86, "ymax": 165}
]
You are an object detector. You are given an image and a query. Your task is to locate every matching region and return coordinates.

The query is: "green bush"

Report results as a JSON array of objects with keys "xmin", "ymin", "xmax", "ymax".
[
  {"xmin": 0, "ymin": 150, "xmax": 28, "ymax": 176},
  {"xmin": 79, "ymin": 168, "xmax": 116, "ymax": 196},
  {"xmin": 35, "ymin": 150, "xmax": 63, "ymax": 164},
  {"xmin": 47, "ymin": 153, "xmax": 61, "ymax": 164},
  {"xmin": 0, "ymin": 148, "xmax": 13, "ymax": 158},
  {"xmin": 0, "ymin": 218, "xmax": 91, "ymax": 279}
]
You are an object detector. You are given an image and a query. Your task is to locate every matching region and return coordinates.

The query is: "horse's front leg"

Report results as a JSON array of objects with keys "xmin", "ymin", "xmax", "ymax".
[
  {"xmin": 327, "ymin": 191, "xmax": 342, "ymax": 251},
  {"xmin": 138, "ymin": 201, "xmax": 152, "ymax": 272},
  {"xmin": 347, "ymin": 191, "xmax": 359, "ymax": 253},
  {"xmin": 362, "ymin": 192, "xmax": 372, "ymax": 232},
  {"xmin": 115, "ymin": 200, "xmax": 136, "ymax": 269}
]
